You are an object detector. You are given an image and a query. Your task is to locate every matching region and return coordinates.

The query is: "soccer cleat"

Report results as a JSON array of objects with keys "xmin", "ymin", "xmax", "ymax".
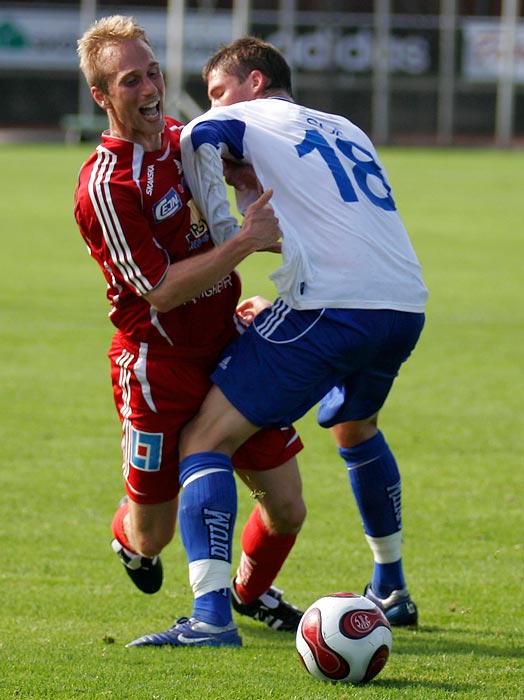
[
  {"xmin": 126, "ymin": 616, "xmax": 242, "ymax": 648},
  {"xmin": 231, "ymin": 580, "xmax": 304, "ymax": 632},
  {"xmin": 364, "ymin": 583, "xmax": 418, "ymax": 626},
  {"xmin": 111, "ymin": 538, "xmax": 163, "ymax": 594}
]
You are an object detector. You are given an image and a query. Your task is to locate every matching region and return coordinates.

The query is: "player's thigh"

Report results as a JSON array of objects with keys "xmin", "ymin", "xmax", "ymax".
[
  {"xmin": 317, "ymin": 310, "xmax": 425, "ymax": 428},
  {"xmin": 109, "ymin": 333, "xmax": 215, "ymax": 503},
  {"xmin": 180, "ymin": 384, "xmax": 261, "ymax": 457},
  {"xmin": 317, "ymin": 369, "xmax": 395, "ymax": 428},
  {"xmin": 233, "ymin": 424, "xmax": 303, "ymax": 473}
]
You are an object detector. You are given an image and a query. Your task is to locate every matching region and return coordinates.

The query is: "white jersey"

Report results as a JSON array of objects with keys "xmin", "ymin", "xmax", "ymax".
[{"xmin": 181, "ymin": 98, "xmax": 428, "ymax": 312}]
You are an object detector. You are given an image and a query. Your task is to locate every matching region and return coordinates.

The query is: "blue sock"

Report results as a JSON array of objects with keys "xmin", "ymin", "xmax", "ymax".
[
  {"xmin": 339, "ymin": 431, "xmax": 406, "ymax": 597},
  {"xmin": 192, "ymin": 589, "xmax": 231, "ymax": 627},
  {"xmin": 371, "ymin": 562, "xmax": 405, "ymax": 599},
  {"xmin": 178, "ymin": 452, "xmax": 237, "ymax": 626}
]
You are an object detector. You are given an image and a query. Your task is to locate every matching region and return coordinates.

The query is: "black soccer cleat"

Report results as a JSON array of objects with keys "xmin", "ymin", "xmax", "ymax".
[
  {"xmin": 231, "ymin": 579, "xmax": 304, "ymax": 632},
  {"xmin": 364, "ymin": 583, "xmax": 418, "ymax": 626},
  {"xmin": 111, "ymin": 538, "xmax": 163, "ymax": 594}
]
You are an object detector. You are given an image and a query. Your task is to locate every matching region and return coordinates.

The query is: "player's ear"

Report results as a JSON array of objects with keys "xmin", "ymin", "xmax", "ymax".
[
  {"xmin": 250, "ymin": 70, "xmax": 267, "ymax": 96},
  {"xmin": 92, "ymin": 86, "xmax": 108, "ymax": 111}
]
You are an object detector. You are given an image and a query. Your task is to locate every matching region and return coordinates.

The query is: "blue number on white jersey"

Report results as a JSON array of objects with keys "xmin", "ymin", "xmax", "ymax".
[{"xmin": 295, "ymin": 129, "xmax": 396, "ymax": 211}]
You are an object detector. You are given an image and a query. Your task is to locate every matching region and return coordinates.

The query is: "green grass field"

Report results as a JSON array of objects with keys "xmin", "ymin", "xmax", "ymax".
[{"xmin": 1, "ymin": 143, "xmax": 522, "ymax": 699}]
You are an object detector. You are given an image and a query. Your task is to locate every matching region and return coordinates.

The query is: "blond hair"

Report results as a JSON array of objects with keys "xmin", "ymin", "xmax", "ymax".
[{"xmin": 77, "ymin": 15, "xmax": 151, "ymax": 91}]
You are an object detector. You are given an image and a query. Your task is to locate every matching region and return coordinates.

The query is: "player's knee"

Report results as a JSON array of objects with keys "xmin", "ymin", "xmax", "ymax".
[
  {"xmin": 262, "ymin": 496, "xmax": 306, "ymax": 535},
  {"xmin": 332, "ymin": 416, "xmax": 379, "ymax": 448},
  {"xmin": 132, "ymin": 526, "xmax": 174, "ymax": 558}
]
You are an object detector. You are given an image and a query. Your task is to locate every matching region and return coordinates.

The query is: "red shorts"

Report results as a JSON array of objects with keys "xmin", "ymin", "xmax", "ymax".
[{"xmin": 109, "ymin": 332, "xmax": 303, "ymax": 505}]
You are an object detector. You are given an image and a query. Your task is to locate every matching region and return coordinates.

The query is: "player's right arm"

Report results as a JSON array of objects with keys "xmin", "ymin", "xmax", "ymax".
[
  {"xmin": 145, "ymin": 189, "xmax": 280, "ymax": 313},
  {"xmin": 75, "ymin": 153, "xmax": 279, "ymax": 315}
]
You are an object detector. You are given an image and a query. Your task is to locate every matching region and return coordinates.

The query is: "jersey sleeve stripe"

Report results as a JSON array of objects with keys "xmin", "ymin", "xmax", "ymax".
[
  {"xmin": 88, "ymin": 148, "xmax": 152, "ymax": 296},
  {"xmin": 190, "ymin": 119, "xmax": 246, "ymax": 160}
]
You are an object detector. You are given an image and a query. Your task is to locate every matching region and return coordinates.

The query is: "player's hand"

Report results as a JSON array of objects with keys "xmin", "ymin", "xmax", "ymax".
[
  {"xmin": 241, "ymin": 189, "xmax": 281, "ymax": 252},
  {"xmin": 236, "ymin": 295, "xmax": 272, "ymax": 324},
  {"xmin": 222, "ymin": 159, "xmax": 261, "ymax": 193},
  {"xmin": 260, "ymin": 242, "xmax": 282, "ymax": 254}
]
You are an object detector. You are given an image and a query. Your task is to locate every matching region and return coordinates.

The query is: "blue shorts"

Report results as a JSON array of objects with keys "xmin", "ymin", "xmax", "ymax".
[{"xmin": 211, "ymin": 299, "xmax": 425, "ymax": 429}]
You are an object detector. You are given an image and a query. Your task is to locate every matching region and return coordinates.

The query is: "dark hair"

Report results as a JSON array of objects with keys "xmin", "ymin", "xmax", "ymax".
[{"xmin": 203, "ymin": 36, "xmax": 293, "ymax": 96}]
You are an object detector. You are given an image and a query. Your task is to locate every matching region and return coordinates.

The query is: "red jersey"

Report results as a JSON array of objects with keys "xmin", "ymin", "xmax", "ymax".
[{"xmin": 74, "ymin": 117, "xmax": 241, "ymax": 351}]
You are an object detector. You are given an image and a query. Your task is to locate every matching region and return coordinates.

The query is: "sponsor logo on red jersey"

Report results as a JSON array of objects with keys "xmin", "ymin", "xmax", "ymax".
[{"xmin": 153, "ymin": 187, "xmax": 183, "ymax": 222}]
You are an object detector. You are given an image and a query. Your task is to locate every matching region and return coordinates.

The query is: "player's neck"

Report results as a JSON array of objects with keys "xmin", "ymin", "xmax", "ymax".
[
  {"xmin": 263, "ymin": 89, "xmax": 293, "ymax": 102},
  {"xmin": 108, "ymin": 127, "xmax": 163, "ymax": 152}
]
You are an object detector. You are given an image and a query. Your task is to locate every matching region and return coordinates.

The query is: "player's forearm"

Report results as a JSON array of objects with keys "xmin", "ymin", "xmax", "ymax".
[
  {"xmin": 144, "ymin": 227, "xmax": 263, "ymax": 313},
  {"xmin": 146, "ymin": 190, "xmax": 279, "ymax": 313}
]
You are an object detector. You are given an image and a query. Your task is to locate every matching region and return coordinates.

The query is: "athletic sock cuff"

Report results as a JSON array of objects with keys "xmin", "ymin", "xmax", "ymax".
[
  {"xmin": 179, "ymin": 452, "xmax": 233, "ymax": 487},
  {"xmin": 111, "ymin": 500, "xmax": 136, "ymax": 553},
  {"xmin": 338, "ymin": 430, "xmax": 387, "ymax": 468}
]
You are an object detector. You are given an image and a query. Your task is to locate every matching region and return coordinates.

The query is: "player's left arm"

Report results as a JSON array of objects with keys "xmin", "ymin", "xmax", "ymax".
[
  {"xmin": 181, "ymin": 115, "xmax": 253, "ymax": 245},
  {"xmin": 181, "ymin": 118, "xmax": 281, "ymax": 257}
]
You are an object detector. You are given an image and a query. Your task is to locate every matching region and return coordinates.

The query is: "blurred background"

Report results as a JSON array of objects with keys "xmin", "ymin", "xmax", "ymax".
[{"xmin": 0, "ymin": 0, "xmax": 522, "ymax": 146}]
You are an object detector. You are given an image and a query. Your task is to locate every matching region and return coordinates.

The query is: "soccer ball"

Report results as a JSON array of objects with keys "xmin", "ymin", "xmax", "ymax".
[{"xmin": 296, "ymin": 592, "xmax": 392, "ymax": 684}]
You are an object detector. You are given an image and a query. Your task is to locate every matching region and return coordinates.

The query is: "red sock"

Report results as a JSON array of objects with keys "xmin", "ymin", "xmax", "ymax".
[
  {"xmin": 111, "ymin": 500, "xmax": 136, "ymax": 553},
  {"xmin": 235, "ymin": 505, "xmax": 297, "ymax": 604}
]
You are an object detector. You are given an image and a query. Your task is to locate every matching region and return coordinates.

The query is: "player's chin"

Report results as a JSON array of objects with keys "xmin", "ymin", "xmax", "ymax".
[{"xmin": 142, "ymin": 114, "xmax": 165, "ymax": 133}]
